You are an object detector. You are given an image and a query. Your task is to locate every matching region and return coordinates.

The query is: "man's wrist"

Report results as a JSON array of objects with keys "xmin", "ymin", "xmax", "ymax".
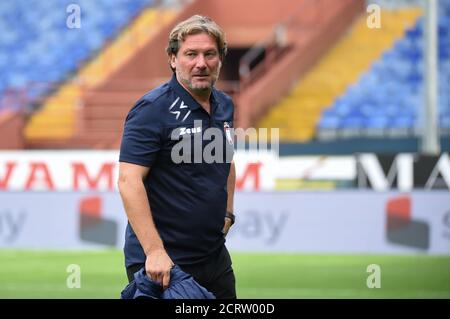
[
  {"xmin": 144, "ymin": 244, "xmax": 165, "ymax": 256},
  {"xmin": 225, "ymin": 211, "xmax": 235, "ymax": 225}
]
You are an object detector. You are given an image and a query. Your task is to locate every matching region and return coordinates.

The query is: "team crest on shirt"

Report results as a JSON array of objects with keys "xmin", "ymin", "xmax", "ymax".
[{"xmin": 224, "ymin": 122, "xmax": 234, "ymax": 146}]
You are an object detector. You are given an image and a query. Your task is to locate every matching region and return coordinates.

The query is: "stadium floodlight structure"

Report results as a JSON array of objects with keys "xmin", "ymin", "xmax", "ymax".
[{"xmin": 421, "ymin": 0, "xmax": 440, "ymax": 154}]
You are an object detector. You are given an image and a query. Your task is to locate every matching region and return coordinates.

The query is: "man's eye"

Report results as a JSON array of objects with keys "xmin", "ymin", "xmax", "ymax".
[{"xmin": 187, "ymin": 52, "xmax": 196, "ymax": 57}]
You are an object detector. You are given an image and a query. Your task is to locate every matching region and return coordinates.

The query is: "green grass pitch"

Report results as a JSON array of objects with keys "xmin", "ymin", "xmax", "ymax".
[{"xmin": 1, "ymin": 250, "xmax": 449, "ymax": 298}]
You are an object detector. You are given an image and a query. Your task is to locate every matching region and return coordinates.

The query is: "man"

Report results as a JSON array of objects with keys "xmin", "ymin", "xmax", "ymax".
[{"xmin": 118, "ymin": 15, "xmax": 236, "ymax": 299}]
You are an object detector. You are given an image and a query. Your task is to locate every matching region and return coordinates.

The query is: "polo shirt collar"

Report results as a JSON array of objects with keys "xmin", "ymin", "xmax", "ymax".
[{"xmin": 169, "ymin": 74, "xmax": 219, "ymax": 112}]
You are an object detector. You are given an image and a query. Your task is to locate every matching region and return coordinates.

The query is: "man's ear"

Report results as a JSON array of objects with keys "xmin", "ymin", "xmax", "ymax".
[{"xmin": 169, "ymin": 54, "xmax": 177, "ymax": 70}]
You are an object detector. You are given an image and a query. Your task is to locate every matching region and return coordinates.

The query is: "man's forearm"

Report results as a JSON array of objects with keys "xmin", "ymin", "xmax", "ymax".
[
  {"xmin": 227, "ymin": 162, "xmax": 236, "ymax": 213},
  {"xmin": 118, "ymin": 179, "xmax": 164, "ymax": 255}
]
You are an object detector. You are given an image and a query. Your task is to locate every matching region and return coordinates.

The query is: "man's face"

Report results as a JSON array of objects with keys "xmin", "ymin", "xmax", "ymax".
[{"xmin": 170, "ymin": 32, "xmax": 221, "ymax": 95}]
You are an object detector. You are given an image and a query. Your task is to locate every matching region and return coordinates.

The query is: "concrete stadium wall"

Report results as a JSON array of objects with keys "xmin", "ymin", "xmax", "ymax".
[{"xmin": 0, "ymin": 111, "xmax": 25, "ymax": 149}]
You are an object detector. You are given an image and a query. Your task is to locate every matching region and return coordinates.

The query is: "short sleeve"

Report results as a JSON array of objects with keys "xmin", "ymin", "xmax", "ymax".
[{"xmin": 119, "ymin": 99, "xmax": 162, "ymax": 167}]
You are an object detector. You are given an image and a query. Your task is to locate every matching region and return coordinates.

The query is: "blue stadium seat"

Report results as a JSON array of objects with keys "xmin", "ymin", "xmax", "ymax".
[
  {"xmin": 440, "ymin": 115, "xmax": 450, "ymax": 129},
  {"xmin": 366, "ymin": 116, "xmax": 389, "ymax": 129},
  {"xmin": 0, "ymin": 0, "xmax": 153, "ymax": 111},
  {"xmin": 341, "ymin": 115, "xmax": 365, "ymax": 129},
  {"xmin": 389, "ymin": 116, "xmax": 415, "ymax": 129},
  {"xmin": 317, "ymin": 9, "xmax": 450, "ymax": 138},
  {"xmin": 317, "ymin": 115, "xmax": 341, "ymax": 130}
]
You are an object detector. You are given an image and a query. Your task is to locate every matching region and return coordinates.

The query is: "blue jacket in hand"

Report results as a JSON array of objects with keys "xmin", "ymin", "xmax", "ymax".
[{"xmin": 121, "ymin": 265, "xmax": 216, "ymax": 299}]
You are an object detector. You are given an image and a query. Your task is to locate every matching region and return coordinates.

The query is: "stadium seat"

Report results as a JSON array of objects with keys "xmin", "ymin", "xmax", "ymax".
[
  {"xmin": 0, "ymin": 0, "xmax": 153, "ymax": 112},
  {"xmin": 316, "ymin": 2, "xmax": 450, "ymax": 138}
]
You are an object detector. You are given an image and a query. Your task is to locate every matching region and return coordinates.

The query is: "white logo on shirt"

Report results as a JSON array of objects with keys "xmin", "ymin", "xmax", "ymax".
[
  {"xmin": 169, "ymin": 97, "xmax": 191, "ymax": 122},
  {"xmin": 179, "ymin": 126, "xmax": 202, "ymax": 136}
]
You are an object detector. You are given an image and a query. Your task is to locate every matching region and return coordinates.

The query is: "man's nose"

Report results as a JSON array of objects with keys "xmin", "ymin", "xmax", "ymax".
[{"xmin": 195, "ymin": 54, "xmax": 207, "ymax": 68}]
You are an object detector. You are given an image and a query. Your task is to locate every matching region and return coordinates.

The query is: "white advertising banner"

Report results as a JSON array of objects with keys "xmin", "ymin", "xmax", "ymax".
[
  {"xmin": 0, "ymin": 151, "xmax": 120, "ymax": 192},
  {"xmin": 0, "ymin": 192, "xmax": 126, "ymax": 249},
  {"xmin": 276, "ymin": 156, "xmax": 355, "ymax": 180},
  {"xmin": 0, "ymin": 191, "xmax": 449, "ymax": 254},
  {"xmin": 2, "ymin": 151, "xmax": 450, "ymax": 192},
  {"xmin": 0, "ymin": 150, "xmax": 278, "ymax": 192},
  {"xmin": 227, "ymin": 191, "xmax": 450, "ymax": 254}
]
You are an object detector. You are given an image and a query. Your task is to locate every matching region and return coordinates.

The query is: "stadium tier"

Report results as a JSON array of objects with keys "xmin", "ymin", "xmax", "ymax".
[
  {"xmin": 257, "ymin": 8, "xmax": 422, "ymax": 142},
  {"xmin": 23, "ymin": 6, "xmax": 175, "ymax": 142},
  {"xmin": 0, "ymin": 0, "xmax": 448, "ymax": 152},
  {"xmin": 0, "ymin": 0, "xmax": 152, "ymax": 111},
  {"xmin": 316, "ymin": 0, "xmax": 450, "ymax": 140}
]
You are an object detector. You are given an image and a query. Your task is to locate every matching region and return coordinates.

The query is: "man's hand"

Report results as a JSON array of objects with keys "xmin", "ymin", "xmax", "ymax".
[
  {"xmin": 222, "ymin": 217, "xmax": 233, "ymax": 237},
  {"xmin": 145, "ymin": 248, "xmax": 174, "ymax": 290}
]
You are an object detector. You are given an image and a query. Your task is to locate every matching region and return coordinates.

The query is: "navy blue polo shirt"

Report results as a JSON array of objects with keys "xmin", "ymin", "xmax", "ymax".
[{"xmin": 119, "ymin": 75, "xmax": 234, "ymax": 267}]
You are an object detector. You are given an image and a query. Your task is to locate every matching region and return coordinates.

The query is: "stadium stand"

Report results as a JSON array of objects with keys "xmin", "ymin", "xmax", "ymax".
[
  {"xmin": 24, "ymin": 6, "xmax": 175, "ymax": 143},
  {"xmin": 0, "ymin": 0, "xmax": 365, "ymax": 149},
  {"xmin": 257, "ymin": 8, "xmax": 422, "ymax": 142},
  {"xmin": 235, "ymin": 0, "xmax": 364, "ymax": 131},
  {"xmin": 316, "ymin": 0, "xmax": 450, "ymax": 140},
  {"xmin": 0, "ymin": 0, "xmax": 159, "ymax": 145},
  {"xmin": 21, "ymin": 0, "xmax": 361, "ymax": 149},
  {"xmin": 0, "ymin": 0, "xmax": 152, "ymax": 110},
  {"xmin": 1, "ymin": 0, "xmax": 447, "ymax": 153}
]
